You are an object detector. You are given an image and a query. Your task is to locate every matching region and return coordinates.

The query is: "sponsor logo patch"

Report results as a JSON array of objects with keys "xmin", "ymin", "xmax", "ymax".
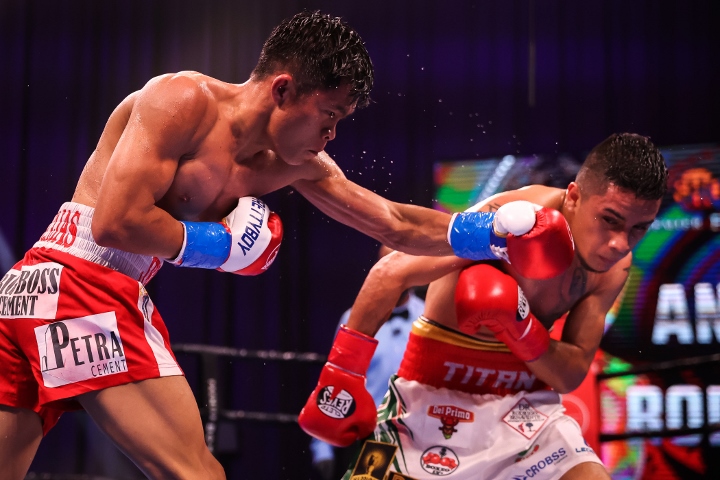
[
  {"xmin": 316, "ymin": 386, "xmax": 356, "ymax": 419},
  {"xmin": 427, "ymin": 404, "xmax": 474, "ymax": 439},
  {"xmin": 574, "ymin": 439, "xmax": 595, "ymax": 455},
  {"xmin": 35, "ymin": 312, "xmax": 127, "ymax": 387},
  {"xmin": 511, "ymin": 447, "xmax": 568, "ymax": 479},
  {"xmin": 502, "ymin": 397, "xmax": 548, "ymax": 439},
  {"xmin": 0, "ymin": 263, "xmax": 63, "ymax": 319},
  {"xmin": 420, "ymin": 446, "xmax": 459, "ymax": 476}
]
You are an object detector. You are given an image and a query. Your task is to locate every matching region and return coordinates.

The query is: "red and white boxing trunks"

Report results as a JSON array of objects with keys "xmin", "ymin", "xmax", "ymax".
[
  {"xmin": 343, "ymin": 317, "xmax": 603, "ymax": 480},
  {"xmin": 0, "ymin": 202, "xmax": 182, "ymax": 434}
]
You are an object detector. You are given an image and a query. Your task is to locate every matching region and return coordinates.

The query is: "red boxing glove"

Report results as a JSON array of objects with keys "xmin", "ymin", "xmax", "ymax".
[
  {"xmin": 503, "ymin": 204, "xmax": 574, "ymax": 280},
  {"xmin": 298, "ymin": 326, "xmax": 378, "ymax": 447},
  {"xmin": 455, "ymin": 264, "xmax": 549, "ymax": 362}
]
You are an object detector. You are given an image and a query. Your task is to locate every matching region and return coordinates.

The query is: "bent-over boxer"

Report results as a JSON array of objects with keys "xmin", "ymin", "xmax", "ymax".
[{"xmin": 300, "ymin": 133, "xmax": 668, "ymax": 480}]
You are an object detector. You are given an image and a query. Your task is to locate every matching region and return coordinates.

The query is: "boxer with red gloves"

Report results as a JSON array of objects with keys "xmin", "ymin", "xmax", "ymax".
[
  {"xmin": 305, "ymin": 133, "xmax": 668, "ymax": 480},
  {"xmin": 299, "ymin": 200, "xmax": 573, "ymax": 445},
  {"xmin": 299, "ymin": 326, "xmax": 379, "ymax": 447},
  {"xmin": 452, "ymin": 204, "xmax": 575, "ymax": 361}
]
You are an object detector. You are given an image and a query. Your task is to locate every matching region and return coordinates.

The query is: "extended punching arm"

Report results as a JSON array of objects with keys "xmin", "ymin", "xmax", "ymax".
[{"xmin": 448, "ymin": 201, "xmax": 574, "ymax": 279}]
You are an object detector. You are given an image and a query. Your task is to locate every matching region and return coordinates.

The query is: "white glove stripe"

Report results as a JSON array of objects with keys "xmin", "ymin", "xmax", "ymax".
[{"xmin": 219, "ymin": 197, "xmax": 271, "ymax": 272}]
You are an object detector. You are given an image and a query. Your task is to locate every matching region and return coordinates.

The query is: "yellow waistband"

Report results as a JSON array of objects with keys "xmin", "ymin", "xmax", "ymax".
[{"xmin": 413, "ymin": 316, "xmax": 510, "ymax": 352}]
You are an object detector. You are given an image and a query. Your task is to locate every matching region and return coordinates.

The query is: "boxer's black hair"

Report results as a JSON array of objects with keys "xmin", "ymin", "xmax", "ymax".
[
  {"xmin": 252, "ymin": 10, "xmax": 374, "ymax": 108},
  {"xmin": 577, "ymin": 133, "xmax": 668, "ymax": 200}
]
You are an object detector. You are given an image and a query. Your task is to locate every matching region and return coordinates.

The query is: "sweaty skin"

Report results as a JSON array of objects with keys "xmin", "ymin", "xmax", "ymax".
[
  {"xmin": 346, "ymin": 183, "xmax": 661, "ymax": 394},
  {"xmin": 74, "ymin": 71, "xmax": 455, "ymax": 260},
  {"xmin": 0, "ymin": 70, "xmax": 457, "ymax": 480}
]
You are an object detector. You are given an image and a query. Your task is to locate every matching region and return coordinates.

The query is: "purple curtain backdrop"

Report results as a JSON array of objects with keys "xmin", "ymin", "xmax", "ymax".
[{"xmin": 1, "ymin": 0, "xmax": 718, "ymax": 478}]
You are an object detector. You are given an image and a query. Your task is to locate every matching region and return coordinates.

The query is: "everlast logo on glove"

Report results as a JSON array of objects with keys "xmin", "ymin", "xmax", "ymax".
[
  {"xmin": 0, "ymin": 263, "xmax": 62, "ymax": 319},
  {"xmin": 316, "ymin": 386, "xmax": 356, "ymax": 419},
  {"xmin": 34, "ymin": 312, "xmax": 127, "ymax": 388}
]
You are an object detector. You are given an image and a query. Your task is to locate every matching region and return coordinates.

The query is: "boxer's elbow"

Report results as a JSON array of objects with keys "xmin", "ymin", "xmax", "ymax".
[
  {"xmin": 549, "ymin": 377, "xmax": 583, "ymax": 394},
  {"xmin": 91, "ymin": 213, "xmax": 134, "ymax": 249},
  {"xmin": 369, "ymin": 254, "xmax": 413, "ymax": 292},
  {"xmin": 543, "ymin": 367, "xmax": 587, "ymax": 394}
]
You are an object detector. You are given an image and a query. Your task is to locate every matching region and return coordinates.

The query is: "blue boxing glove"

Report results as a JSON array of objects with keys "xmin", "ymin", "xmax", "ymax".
[
  {"xmin": 448, "ymin": 201, "xmax": 538, "ymax": 261},
  {"xmin": 448, "ymin": 200, "xmax": 574, "ymax": 280}
]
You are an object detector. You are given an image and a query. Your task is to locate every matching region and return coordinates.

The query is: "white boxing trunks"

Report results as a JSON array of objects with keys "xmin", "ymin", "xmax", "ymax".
[
  {"xmin": 0, "ymin": 202, "xmax": 182, "ymax": 434},
  {"xmin": 343, "ymin": 318, "xmax": 603, "ymax": 480}
]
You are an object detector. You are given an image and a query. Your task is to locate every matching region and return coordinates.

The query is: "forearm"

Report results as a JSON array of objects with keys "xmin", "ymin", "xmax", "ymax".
[
  {"xmin": 528, "ymin": 291, "xmax": 616, "ymax": 393},
  {"xmin": 92, "ymin": 203, "xmax": 184, "ymax": 259},
  {"xmin": 346, "ymin": 252, "xmax": 469, "ymax": 336},
  {"xmin": 346, "ymin": 265, "xmax": 404, "ymax": 336},
  {"xmin": 526, "ymin": 340, "xmax": 594, "ymax": 393},
  {"xmin": 293, "ymin": 173, "xmax": 454, "ymax": 257},
  {"xmin": 380, "ymin": 202, "xmax": 453, "ymax": 257}
]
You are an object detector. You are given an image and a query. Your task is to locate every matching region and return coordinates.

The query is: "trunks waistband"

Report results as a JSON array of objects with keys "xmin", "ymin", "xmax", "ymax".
[
  {"xmin": 397, "ymin": 317, "xmax": 549, "ymax": 396},
  {"xmin": 32, "ymin": 202, "xmax": 163, "ymax": 284}
]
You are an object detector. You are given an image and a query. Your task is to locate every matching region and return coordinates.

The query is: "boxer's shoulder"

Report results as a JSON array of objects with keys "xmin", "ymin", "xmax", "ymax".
[
  {"xmin": 472, "ymin": 185, "xmax": 566, "ymax": 213},
  {"xmin": 289, "ymin": 150, "xmax": 343, "ymax": 182},
  {"xmin": 133, "ymin": 73, "xmax": 216, "ymax": 134}
]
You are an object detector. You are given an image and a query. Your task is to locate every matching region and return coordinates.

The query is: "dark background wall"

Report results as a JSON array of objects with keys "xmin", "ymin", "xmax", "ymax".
[{"xmin": 1, "ymin": 1, "xmax": 718, "ymax": 478}]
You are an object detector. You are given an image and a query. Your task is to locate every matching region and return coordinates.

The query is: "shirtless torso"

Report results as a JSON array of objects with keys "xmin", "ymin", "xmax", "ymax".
[
  {"xmin": 75, "ymin": 73, "xmax": 317, "ymax": 216},
  {"xmin": 423, "ymin": 186, "xmax": 628, "ymax": 337},
  {"xmin": 346, "ymin": 182, "xmax": 662, "ymax": 395},
  {"xmin": 0, "ymin": 69, "xmax": 455, "ymax": 480},
  {"xmin": 71, "ymin": 72, "xmax": 459, "ymax": 263}
]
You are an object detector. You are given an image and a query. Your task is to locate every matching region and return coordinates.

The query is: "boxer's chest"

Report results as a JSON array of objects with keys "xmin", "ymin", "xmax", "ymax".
[
  {"xmin": 518, "ymin": 263, "xmax": 592, "ymax": 326},
  {"xmin": 156, "ymin": 144, "xmax": 297, "ymax": 222}
]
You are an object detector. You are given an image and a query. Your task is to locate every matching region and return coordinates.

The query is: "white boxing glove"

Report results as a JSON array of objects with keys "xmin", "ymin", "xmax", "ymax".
[
  {"xmin": 170, "ymin": 197, "xmax": 283, "ymax": 276},
  {"xmin": 493, "ymin": 201, "xmax": 542, "ymax": 236},
  {"xmin": 218, "ymin": 197, "xmax": 283, "ymax": 275}
]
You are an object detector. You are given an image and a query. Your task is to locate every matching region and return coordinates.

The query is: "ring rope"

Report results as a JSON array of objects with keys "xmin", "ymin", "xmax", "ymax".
[{"xmin": 172, "ymin": 343, "xmax": 327, "ymax": 363}]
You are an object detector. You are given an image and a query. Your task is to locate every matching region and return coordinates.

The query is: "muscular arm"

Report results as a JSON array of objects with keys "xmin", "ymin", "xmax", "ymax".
[
  {"xmin": 343, "ymin": 185, "xmax": 563, "ymax": 336},
  {"xmin": 91, "ymin": 75, "xmax": 209, "ymax": 258},
  {"xmin": 346, "ymin": 252, "xmax": 473, "ymax": 336},
  {"xmin": 292, "ymin": 152, "xmax": 455, "ymax": 256},
  {"xmin": 471, "ymin": 185, "xmax": 564, "ymax": 213},
  {"xmin": 526, "ymin": 262, "xmax": 630, "ymax": 393}
]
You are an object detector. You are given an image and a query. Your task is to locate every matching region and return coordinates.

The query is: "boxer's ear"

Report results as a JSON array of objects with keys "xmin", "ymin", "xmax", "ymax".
[
  {"xmin": 271, "ymin": 74, "xmax": 296, "ymax": 106},
  {"xmin": 565, "ymin": 182, "xmax": 581, "ymax": 212}
]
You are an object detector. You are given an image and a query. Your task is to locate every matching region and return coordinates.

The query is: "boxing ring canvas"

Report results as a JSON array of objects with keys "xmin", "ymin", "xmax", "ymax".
[{"xmin": 433, "ymin": 144, "xmax": 720, "ymax": 478}]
